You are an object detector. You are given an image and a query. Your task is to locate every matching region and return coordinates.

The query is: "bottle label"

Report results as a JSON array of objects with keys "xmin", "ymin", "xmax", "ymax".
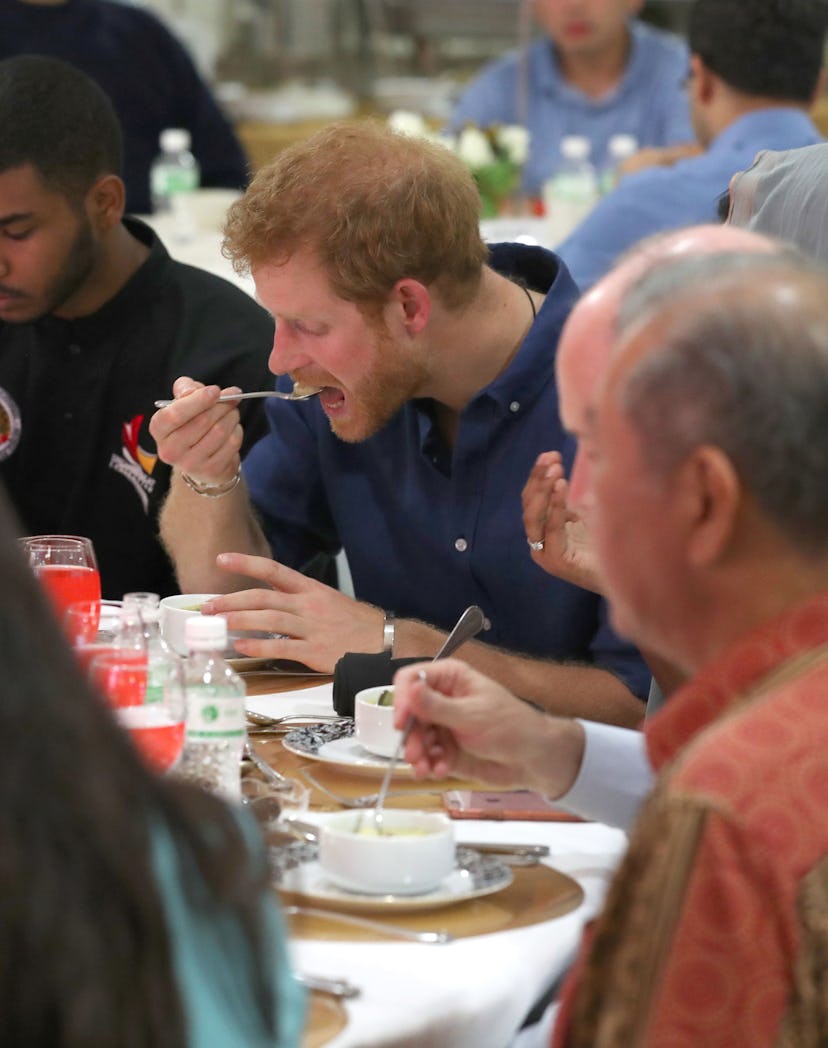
[{"xmin": 186, "ymin": 693, "xmax": 245, "ymax": 740}]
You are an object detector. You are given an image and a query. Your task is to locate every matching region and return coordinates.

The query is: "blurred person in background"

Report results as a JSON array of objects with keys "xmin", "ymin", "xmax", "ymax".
[
  {"xmin": 0, "ymin": 481, "xmax": 304, "ymax": 1046},
  {"xmin": 447, "ymin": 0, "xmax": 693, "ymax": 198},
  {"xmin": 0, "ymin": 0, "xmax": 249, "ymax": 214},
  {"xmin": 556, "ymin": 0, "xmax": 826, "ymax": 290},
  {"xmin": 0, "ymin": 56, "xmax": 272, "ymax": 599},
  {"xmin": 150, "ymin": 120, "xmax": 652, "ymax": 727}
]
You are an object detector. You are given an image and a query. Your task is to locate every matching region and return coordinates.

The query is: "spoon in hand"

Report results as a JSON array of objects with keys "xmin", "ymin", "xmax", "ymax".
[
  {"xmin": 154, "ymin": 387, "xmax": 322, "ymax": 408},
  {"xmin": 370, "ymin": 604, "xmax": 486, "ymax": 834}
]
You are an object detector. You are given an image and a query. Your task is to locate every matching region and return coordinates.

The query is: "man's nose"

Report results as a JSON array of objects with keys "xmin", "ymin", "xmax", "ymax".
[{"xmin": 267, "ymin": 323, "xmax": 311, "ymax": 375}]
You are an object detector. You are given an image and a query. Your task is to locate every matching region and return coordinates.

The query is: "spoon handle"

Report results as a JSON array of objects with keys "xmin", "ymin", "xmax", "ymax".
[
  {"xmin": 153, "ymin": 390, "xmax": 298, "ymax": 408},
  {"xmin": 371, "ymin": 605, "xmax": 486, "ymax": 824},
  {"xmin": 284, "ymin": 905, "xmax": 453, "ymax": 944}
]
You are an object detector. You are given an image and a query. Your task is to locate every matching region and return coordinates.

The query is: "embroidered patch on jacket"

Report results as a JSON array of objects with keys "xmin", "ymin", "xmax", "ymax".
[
  {"xmin": 108, "ymin": 415, "xmax": 158, "ymax": 513},
  {"xmin": 0, "ymin": 386, "xmax": 21, "ymax": 461}
]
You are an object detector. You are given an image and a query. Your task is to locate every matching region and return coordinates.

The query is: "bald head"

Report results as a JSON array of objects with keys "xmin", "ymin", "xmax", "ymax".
[
  {"xmin": 612, "ymin": 251, "xmax": 828, "ymax": 555},
  {"xmin": 556, "ymin": 224, "xmax": 778, "ymax": 479}
]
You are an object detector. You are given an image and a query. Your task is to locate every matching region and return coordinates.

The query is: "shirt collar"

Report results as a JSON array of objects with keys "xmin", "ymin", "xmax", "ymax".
[
  {"xmin": 709, "ymin": 107, "xmax": 820, "ymax": 156},
  {"xmin": 646, "ymin": 589, "xmax": 828, "ymax": 770}
]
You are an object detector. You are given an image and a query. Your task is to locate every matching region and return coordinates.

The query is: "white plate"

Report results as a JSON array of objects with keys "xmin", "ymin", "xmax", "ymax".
[
  {"xmin": 282, "ymin": 721, "xmax": 414, "ymax": 778},
  {"xmin": 272, "ymin": 842, "xmax": 513, "ymax": 912}
]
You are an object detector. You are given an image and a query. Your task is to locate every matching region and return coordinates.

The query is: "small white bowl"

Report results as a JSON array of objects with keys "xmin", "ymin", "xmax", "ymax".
[
  {"xmin": 354, "ymin": 685, "xmax": 401, "ymax": 758},
  {"xmin": 160, "ymin": 593, "xmax": 274, "ymax": 656},
  {"xmin": 159, "ymin": 593, "xmax": 221, "ymax": 655},
  {"xmin": 318, "ymin": 809, "xmax": 455, "ymax": 895}
]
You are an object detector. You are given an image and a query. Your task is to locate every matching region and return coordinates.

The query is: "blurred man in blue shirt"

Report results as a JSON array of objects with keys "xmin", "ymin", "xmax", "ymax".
[
  {"xmin": 556, "ymin": 0, "xmax": 826, "ymax": 290},
  {"xmin": 448, "ymin": 1, "xmax": 693, "ymax": 197}
]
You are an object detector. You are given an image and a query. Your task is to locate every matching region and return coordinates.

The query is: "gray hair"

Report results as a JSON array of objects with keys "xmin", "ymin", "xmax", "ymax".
[{"xmin": 615, "ymin": 251, "xmax": 828, "ymax": 555}]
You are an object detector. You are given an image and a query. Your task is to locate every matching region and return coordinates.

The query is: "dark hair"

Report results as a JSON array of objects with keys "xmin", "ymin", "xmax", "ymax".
[
  {"xmin": 0, "ymin": 490, "xmax": 276, "ymax": 1044},
  {"xmin": 688, "ymin": 0, "xmax": 828, "ymax": 103},
  {"xmin": 0, "ymin": 55, "xmax": 123, "ymax": 203},
  {"xmin": 617, "ymin": 251, "xmax": 828, "ymax": 555}
]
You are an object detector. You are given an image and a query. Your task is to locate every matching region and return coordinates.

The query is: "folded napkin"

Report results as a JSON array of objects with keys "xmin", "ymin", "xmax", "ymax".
[{"xmin": 332, "ymin": 652, "xmax": 426, "ymax": 716}]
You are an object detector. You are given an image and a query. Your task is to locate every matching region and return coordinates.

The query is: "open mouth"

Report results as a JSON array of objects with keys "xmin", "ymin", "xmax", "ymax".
[{"xmin": 318, "ymin": 386, "xmax": 346, "ymax": 412}]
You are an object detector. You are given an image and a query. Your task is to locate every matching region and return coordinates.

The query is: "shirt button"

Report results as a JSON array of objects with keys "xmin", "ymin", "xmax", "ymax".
[
  {"xmin": 68, "ymin": 343, "xmax": 81, "ymax": 356},
  {"xmin": 454, "ymin": 537, "xmax": 468, "ymax": 552},
  {"xmin": 64, "ymin": 411, "xmax": 74, "ymax": 421},
  {"xmin": 509, "ymin": 401, "xmax": 520, "ymax": 413}
]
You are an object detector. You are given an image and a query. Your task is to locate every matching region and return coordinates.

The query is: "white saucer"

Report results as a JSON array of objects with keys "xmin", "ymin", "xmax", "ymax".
[
  {"xmin": 282, "ymin": 721, "xmax": 414, "ymax": 778},
  {"xmin": 272, "ymin": 842, "xmax": 513, "ymax": 912}
]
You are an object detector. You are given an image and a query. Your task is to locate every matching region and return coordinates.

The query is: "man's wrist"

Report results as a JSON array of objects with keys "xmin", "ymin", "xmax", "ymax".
[
  {"xmin": 180, "ymin": 467, "xmax": 242, "ymax": 499},
  {"xmin": 382, "ymin": 610, "xmax": 395, "ymax": 654}
]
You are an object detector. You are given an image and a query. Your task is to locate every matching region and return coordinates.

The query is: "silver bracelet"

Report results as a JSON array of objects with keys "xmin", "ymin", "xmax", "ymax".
[
  {"xmin": 382, "ymin": 610, "xmax": 395, "ymax": 654},
  {"xmin": 180, "ymin": 467, "xmax": 242, "ymax": 499}
]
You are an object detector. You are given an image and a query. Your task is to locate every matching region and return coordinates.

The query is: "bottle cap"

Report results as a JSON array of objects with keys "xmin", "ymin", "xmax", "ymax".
[
  {"xmin": 159, "ymin": 127, "xmax": 191, "ymax": 153},
  {"xmin": 608, "ymin": 134, "xmax": 638, "ymax": 159},
  {"xmin": 560, "ymin": 135, "xmax": 591, "ymax": 161},
  {"xmin": 185, "ymin": 615, "xmax": 227, "ymax": 650}
]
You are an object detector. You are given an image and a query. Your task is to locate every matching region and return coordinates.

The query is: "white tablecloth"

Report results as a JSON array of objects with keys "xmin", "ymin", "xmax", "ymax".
[{"xmin": 246, "ymin": 686, "xmax": 627, "ymax": 1048}]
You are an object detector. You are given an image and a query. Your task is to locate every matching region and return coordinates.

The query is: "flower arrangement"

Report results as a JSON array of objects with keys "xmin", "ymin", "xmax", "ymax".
[{"xmin": 388, "ymin": 111, "xmax": 529, "ymax": 218}]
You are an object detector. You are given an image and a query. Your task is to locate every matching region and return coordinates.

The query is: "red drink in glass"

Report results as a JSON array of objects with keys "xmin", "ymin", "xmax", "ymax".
[
  {"xmin": 89, "ymin": 652, "xmax": 148, "ymax": 708},
  {"xmin": 116, "ymin": 705, "xmax": 186, "ymax": 772},
  {"xmin": 37, "ymin": 564, "xmax": 102, "ymax": 623}
]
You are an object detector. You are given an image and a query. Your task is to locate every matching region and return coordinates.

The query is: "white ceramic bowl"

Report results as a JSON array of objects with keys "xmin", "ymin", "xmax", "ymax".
[
  {"xmin": 354, "ymin": 685, "xmax": 401, "ymax": 758},
  {"xmin": 159, "ymin": 593, "xmax": 222, "ymax": 655},
  {"xmin": 318, "ymin": 809, "xmax": 455, "ymax": 895}
]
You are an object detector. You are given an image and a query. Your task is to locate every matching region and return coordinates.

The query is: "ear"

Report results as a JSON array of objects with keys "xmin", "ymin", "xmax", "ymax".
[
  {"xmin": 390, "ymin": 279, "xmax": 431, "ymax": 335},
  {"xmin": 809, "ymin": 67, "xmax": 828, "ymax": 108},
  {"xmin": 85, "ymin": 174, "xmax": 125, "ymax": 233},
  {"xmin": 679, "ymin": 444, "xmax": 741, "ymax": 568},
  {"xmin": 691, "ymin": 55, "xmax": 716, "ymax": 105}
]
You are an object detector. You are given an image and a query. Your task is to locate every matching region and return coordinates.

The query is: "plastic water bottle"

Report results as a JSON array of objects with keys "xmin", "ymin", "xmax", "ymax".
[
  {"xmin": 150, "ymin": 128, "xmax": 200, "ymax": 241},
  {"xmin": 600, "ymin": 133, "xmax": 638, "ymax": 195},
  {"xmin": 178, "ymin": 616, "xmax": 245, "ymax": 801},
  {"xmin": 122, "ymin": 594, "xmax": 180, "ymax": 706},
  {"xmin": 543, "ymin": 135, "xmax": 599, "ymax": 247}
]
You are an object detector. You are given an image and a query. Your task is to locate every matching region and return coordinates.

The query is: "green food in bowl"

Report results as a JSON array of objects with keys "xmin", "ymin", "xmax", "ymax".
[{"xmin": 377, "ymin": 688, "xmax": 394, "ymax": 707}]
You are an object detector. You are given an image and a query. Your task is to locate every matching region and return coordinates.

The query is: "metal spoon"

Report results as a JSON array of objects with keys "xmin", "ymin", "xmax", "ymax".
[
  {"xmin": 154, "ymin": 388, "xmax": 322, "ymax": 408},
  {"xmin": 371, "ymin": 605, "xmax": 485, "ymax": 834},
  {"xmin": 284, "ymin": 904, "xmax": 453, "ymax": 944}
]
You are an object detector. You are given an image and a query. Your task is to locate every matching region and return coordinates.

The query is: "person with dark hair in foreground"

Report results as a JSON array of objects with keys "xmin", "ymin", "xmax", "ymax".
[
  {"xmin": 396, "ymin": 250, "xmax": 828, "ymax": 1045},
  {"xmin": 0, "ymin": 483, "xmax": 303, "ymax": 1045},
  {"xmin": 0, "ymin": 55, "xmax": 273, "ymax": 599},
  {"xmin": 0, "ymin": 0, "xmax": 249, "ymax": 214},
  {"xmin": 150, "ymin": 119, "xmax": 652, "ymax": 727},
  {"xmin": 556, "ymin": 0, "xmax": 826, "ymax": 289}
]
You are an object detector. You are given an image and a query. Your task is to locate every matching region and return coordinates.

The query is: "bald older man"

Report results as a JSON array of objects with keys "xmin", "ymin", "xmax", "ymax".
[{"xmin": 390, "ymin": 224, "xmax": 778, "ymax": 833}]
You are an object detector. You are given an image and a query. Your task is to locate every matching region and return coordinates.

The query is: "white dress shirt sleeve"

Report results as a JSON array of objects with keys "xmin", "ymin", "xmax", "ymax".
[{"xmin": 554, "ymin": 720, "xmax": 654, "ymax": 831}]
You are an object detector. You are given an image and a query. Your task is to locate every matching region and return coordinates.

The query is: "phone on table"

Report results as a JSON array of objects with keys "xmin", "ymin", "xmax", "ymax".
[{"xmin": 442, "ymin": 789, "xmax": 582, "ymax": 822}]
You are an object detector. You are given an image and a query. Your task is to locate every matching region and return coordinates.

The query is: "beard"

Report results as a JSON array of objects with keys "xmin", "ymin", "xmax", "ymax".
[
  {"xmin": 327, "ymin": 321, "xmax": 430, "ymax": 443},
  {"xmin": 41, "ymin": 216, "xmax": 98, "ymax": 318}
]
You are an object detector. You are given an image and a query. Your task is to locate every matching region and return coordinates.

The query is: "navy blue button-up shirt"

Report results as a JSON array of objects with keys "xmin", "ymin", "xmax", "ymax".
[{"xmin": 244, "ymin": 244, "xmax": 650, "ymax": 699}]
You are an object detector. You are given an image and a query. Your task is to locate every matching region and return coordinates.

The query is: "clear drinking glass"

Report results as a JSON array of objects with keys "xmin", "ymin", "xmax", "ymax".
[
  {"xmin": 20, "ymin": 534, "xmax": 101, "ymax": 624},
  {"xmin": 63, "ymin": 603, "xmax": 144, "ymax": 674},
  {"xmin": 89, "ymin": 652, "xmax": 186, "ymax": 774}
]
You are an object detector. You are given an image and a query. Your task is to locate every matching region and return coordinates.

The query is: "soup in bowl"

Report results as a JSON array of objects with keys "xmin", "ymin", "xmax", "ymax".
[{"xmin": 318, "ymin": 809, "xmax": 455, "ymax": 895}]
